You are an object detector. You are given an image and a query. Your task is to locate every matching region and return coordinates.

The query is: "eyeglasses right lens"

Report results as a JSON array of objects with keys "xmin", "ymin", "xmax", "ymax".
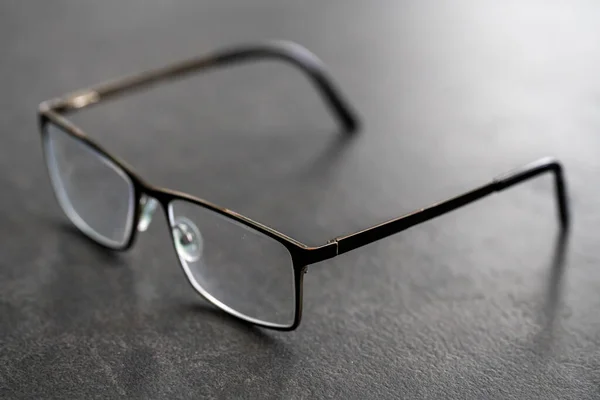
[{"xmin": 43, "ymin": 122, "xmax": 135, "ymax": 248}]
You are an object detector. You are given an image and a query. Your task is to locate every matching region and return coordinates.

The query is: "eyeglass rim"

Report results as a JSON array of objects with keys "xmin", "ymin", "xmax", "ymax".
[{"xmin": 39, "ymin": 109, "xmax": 331, "ymax": 330}]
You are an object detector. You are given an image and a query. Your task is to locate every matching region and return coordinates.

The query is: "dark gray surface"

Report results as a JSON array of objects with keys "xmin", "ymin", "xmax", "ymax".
[{"xmin": 2, "ymin": 1, "xmax": 600, "ymax": 398}]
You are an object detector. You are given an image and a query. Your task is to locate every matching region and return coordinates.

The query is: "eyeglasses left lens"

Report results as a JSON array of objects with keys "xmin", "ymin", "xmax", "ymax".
[
  {"xmin": 43, "ymin": 122, "xmax": 135, "ymax": 248},
  {"xmin": 168, "ymin": 199, "xmax": 296, "ymax": 328}
]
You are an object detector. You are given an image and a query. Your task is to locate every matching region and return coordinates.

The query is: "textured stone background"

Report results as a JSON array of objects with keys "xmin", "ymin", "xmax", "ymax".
[{"xmin": 1, "ymin": 1, "xmax": 600, "ymax": 398}]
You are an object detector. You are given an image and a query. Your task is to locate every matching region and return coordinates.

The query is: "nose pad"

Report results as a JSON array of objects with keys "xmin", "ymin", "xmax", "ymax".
[
  {"xmin": 172, "ymin": 217, "xmax": 203, "ymax": 263},
  {"xmin": 137, "ymin": 196, "xmax": 158, "ymax": 232}
]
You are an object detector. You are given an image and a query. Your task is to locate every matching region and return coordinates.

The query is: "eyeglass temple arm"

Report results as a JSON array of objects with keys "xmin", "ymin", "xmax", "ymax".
[
  {"xmin": 327, "ymin": 157, "xmax": 569, "ymax": 257},
  {"xmin": 42, "ymin": 40, "xmax": 359, "ymax": 133}
]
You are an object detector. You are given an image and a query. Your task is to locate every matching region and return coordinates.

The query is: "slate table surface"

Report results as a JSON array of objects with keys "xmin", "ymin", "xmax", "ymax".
[{"xmin": 2, "ymin": 1, "xmax": 600, "ymax": 399}]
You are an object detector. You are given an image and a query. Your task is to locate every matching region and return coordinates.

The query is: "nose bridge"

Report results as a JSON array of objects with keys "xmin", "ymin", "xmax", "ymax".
[{"xmin": 137, "ymin": 195, "xmax": 159, "ymax": 232}]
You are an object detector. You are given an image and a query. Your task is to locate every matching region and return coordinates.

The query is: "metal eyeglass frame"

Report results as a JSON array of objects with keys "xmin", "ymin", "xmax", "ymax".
[{"xmin": 38, "ymin": 40, "xmax": 570, "ymax": 331}]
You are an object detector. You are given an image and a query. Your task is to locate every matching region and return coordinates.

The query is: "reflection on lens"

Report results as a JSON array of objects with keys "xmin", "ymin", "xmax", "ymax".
[
  {"xmin": 44, "ymin": 122, "xmax": 135, "ymax": 248},
  {"xmin": 169, "ymin": 200, "xmax": 295, "ymax": 328}
]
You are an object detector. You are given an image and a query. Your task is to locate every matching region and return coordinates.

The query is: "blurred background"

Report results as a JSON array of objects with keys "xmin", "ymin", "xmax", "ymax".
[{"xmin": 2, "ymin": 1, "xmax": 600, "ymax": 398}]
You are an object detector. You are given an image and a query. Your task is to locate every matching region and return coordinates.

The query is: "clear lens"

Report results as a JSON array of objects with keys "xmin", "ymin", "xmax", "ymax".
[
  {"xmin": 44, "ymin": 122, "xmax": 135, "ymax": 248},
  {"xmin": 169, "ymin": 200, "xmax": 296, "ymax": 327}
]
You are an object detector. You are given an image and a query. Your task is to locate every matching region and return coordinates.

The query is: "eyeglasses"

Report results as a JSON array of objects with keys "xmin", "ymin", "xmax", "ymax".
[{"xmin": 38, "ymin": 40, "xmax": 570, "ymax": 331}]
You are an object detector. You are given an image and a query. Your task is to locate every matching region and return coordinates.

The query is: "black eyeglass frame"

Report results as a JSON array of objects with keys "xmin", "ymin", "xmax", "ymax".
[{"xmin": 38, "ymin": 40, "xmax": 570, "ymax": 331}]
